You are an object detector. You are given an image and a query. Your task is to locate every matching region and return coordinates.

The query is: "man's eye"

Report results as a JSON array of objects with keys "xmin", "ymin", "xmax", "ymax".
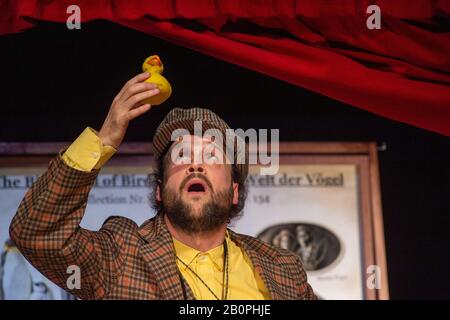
[
  {"xmin": 206, "ymin": 154, "xmax": 219, "ymax": 163},
  {"xmin": 175, "ymin": 152, "xmax": 191, "ymax": 163},
  {"xmin": 178, "ymin": 155, "xmax": 190, "ymax": 160}
]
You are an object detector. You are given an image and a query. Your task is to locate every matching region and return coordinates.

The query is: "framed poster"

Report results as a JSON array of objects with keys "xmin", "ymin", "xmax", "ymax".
[
  {"xmin": 238, "ymin": 142, "xmax": 388, "ymax": 300},
  {"xmin": 0, "ymin": 142, "xmax": 388, "ymax": 300}
]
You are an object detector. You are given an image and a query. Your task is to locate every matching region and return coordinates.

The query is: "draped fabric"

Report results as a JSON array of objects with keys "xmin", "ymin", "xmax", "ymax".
[{"xmin": 1, "ymin": 0, "xmax": 449, "ymax": 135}]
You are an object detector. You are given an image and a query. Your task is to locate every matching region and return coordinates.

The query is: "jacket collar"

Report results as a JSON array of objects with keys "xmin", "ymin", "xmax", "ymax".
[
  {"xmin": 137, "ymin": 213, "xmax": 196, "ymax": 300},
  {"xmin": 227, "ymin": 229, "xmax": 299, "ymax": 300}
]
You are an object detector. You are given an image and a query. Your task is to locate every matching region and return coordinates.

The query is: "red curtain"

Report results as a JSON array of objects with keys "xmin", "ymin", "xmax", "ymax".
[{"xmin": 1, "ymin": 0, "xmax": 449, "ymax": 136}]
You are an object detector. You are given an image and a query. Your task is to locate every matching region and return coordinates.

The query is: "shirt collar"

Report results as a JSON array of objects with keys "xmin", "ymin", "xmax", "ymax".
[{"xmin": 172, "ymin": 231, "xmax": 231, "ymax": 271}]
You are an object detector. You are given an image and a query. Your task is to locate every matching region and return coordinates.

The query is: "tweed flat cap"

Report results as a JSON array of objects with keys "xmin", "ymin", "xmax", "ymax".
[{"xmin": 152, "ymin": 107, "xmax": 248, "ymax": 181}]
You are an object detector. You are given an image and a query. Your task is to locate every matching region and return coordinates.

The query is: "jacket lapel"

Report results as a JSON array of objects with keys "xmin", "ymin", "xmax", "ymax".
[
  {"xmin": 137, "ymin": 214, "xmax": 196, "ymax": 300},
  {"xmin": 230, "ymin": 230, "xmax": 299, "ymax": 300}
]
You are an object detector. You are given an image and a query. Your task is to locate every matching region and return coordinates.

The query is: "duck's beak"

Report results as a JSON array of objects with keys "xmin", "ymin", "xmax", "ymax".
[{"xmin": 147, "ymin": 55, "xmax": 162, "ymax": 67}]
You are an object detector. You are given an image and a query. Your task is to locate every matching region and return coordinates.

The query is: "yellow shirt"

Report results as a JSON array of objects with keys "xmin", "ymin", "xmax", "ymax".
[
  {"xmin": 62, "ymin": 127, "xmax": 116, "ymax": 171},
  {"xmin": 62, "ymin": 127, "xmax": 271, "ymax": 300},
  {"xmin": 173, "ymin": 234, "xmax": 270, "ymax": 300}
]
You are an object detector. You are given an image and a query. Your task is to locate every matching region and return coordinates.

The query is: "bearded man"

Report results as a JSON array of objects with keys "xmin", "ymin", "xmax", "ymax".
[{"xmin": 9, "ymin": 72, "xmax": 315, "ymax": 300}]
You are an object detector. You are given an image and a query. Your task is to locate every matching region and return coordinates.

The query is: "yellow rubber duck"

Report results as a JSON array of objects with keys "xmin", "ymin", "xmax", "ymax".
[{"xmin": 142, "ymin": 55, "xmax": 172, "ymax": 105}]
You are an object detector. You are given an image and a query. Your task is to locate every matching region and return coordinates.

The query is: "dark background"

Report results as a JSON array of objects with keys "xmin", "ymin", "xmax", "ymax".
[{"xmin": 0, "ymin": 20, "xmax": 449, "ymax": 299}]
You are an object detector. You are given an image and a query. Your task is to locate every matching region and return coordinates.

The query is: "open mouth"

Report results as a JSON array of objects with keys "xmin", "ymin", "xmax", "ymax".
[
  {"xmin": 188, "ymin": 183, "xmax": 205, "ymax": 192},
  {"xmin": 185, "ymin": 179, "xmax": 208, "ymax": 195}
]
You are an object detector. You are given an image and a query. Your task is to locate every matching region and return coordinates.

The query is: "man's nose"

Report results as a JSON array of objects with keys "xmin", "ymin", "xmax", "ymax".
[{"xmin": 187, "ymin": 163, "xmax": 205, "ymax": 174}]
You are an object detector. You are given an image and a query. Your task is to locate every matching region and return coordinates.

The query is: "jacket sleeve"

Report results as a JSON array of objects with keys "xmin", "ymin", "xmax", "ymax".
[{"xmin": 9, "ymin": 153, "xmax": 123, "ymax": 300}]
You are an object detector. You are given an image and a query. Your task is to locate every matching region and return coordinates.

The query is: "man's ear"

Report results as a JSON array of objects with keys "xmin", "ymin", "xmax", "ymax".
[
  {"xmin": 156, "ymin": 180, "xmax": 162, "ymax": 202},
  {"xmin": 232, "ymin": 182, "xmax": 239, "ymax": 205}
]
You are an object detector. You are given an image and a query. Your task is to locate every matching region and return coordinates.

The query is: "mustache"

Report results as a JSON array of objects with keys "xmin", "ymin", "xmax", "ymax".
[{"xmin": 179, "ymin": 173, "xmax": 214, "ymax": 193}]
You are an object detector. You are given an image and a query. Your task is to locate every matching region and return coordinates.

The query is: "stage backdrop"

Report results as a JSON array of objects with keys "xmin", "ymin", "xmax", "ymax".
[{"xmin": 0, "ymin": 142, "xmax": 388, "ymax": 300}]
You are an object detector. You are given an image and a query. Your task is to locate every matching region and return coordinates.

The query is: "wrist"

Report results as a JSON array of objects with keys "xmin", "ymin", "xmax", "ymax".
[{"xmin": 98, "ymin": 131, "xmax": 118, "ymax": 149}]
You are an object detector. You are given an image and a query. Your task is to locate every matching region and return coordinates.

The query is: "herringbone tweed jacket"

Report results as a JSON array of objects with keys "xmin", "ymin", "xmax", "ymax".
[{"xmin": 9, "ymin": 154, "xmax": 316, "ymax": 300}]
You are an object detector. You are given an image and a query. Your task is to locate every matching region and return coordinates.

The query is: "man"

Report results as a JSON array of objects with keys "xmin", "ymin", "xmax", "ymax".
[{"xmin": 9, "ymin": 72, "xmax": 316, "ymax": 300}]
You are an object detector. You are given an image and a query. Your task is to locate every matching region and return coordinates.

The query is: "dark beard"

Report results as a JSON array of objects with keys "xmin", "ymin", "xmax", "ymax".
[{"xmin": 161, "ymin": 185, "xmax": 234, "ymax": 234}]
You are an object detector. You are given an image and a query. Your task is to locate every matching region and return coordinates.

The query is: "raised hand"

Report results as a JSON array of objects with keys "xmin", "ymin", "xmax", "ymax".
[{"xmin": 98, "ymin": 72, "xmax": 160, "ymax": 148}]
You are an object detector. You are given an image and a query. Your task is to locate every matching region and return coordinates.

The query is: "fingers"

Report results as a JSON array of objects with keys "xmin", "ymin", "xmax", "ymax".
[
  {"xmin": 123, "ymin": 88, "xmax": 160, "ymax": 110},
  {"xmin": 120, "ymin": 82, "xmax": 158, "ymax": 103},
  {"xmin": 127, "ymin": 104, "xmax": 152, "ymax": 121},
  {"xmin": 115, "ymin": 72, "xmax": 151, "ymax": 101}
]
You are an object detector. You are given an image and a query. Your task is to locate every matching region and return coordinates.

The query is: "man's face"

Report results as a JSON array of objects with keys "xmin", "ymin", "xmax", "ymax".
[{"xmin": 156, "ymin": 135, "xmax": 239, "ymax": 233}]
